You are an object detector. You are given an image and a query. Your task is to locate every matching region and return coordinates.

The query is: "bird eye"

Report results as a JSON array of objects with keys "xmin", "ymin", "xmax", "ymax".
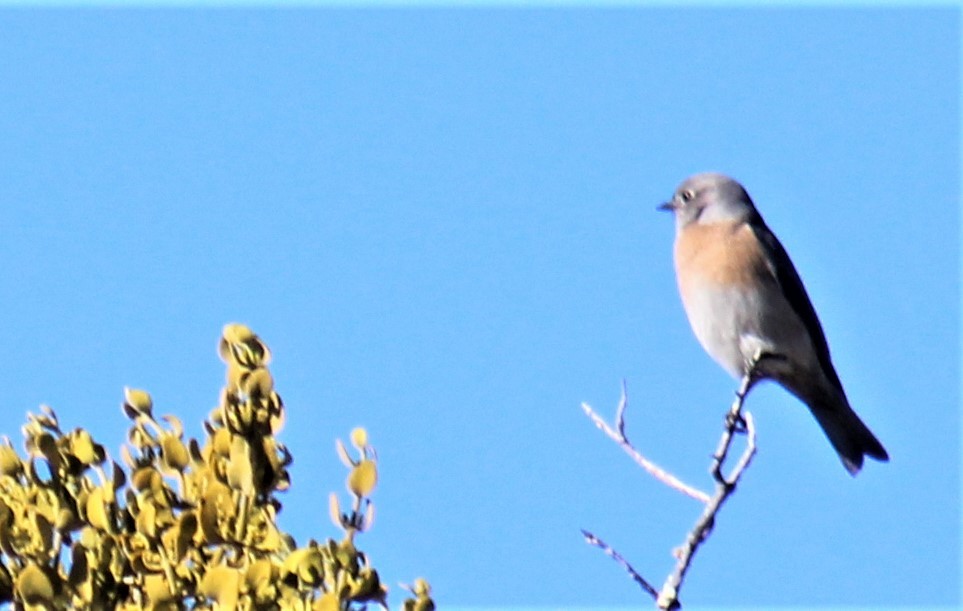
[{"xmin": 680, "ymin": 189, "xmax": 695, "ymax": 202}]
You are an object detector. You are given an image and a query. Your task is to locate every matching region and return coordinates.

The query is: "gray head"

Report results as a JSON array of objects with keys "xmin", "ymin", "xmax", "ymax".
[{"xmin": 659, "ymin": 173, "xmax": 760, "ymax": 230}]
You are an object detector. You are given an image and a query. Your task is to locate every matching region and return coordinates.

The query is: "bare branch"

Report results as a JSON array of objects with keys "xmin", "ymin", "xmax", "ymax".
[
  {"xmin": 581, "ymin": 381, "xmax": 710, "ymax": 504},
  {"xmin": 583, "ymin": 354, "xmax": 763, "ymax": 610},
  {"xmin": 656, "ymin": 378, "xmax": 758, "ymax": 610},
  {"xmin": 581, "ymin": 529, "xmax": 660, "ymax": 600}
]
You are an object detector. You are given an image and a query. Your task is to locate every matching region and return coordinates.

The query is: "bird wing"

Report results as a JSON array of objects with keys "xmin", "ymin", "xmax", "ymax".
[{"xmin": 749, "ymin": 220, "xmax": 845, "ymax": 394}]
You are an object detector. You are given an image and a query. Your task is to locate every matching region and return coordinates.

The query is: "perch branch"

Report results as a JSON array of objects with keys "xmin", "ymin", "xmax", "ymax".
[
  {"xmin": 656, "ymin": 380, "xmax": 757, "ymax": 610},
  {"xmin": 583, "ymin": 355, "xmax": 762, "ymax": 610}
]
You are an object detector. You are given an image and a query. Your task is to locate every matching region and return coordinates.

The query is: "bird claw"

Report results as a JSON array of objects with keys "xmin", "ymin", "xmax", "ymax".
[{"xmin": 725, "ymin": 410, "xmax": 748, "ymax": 433}]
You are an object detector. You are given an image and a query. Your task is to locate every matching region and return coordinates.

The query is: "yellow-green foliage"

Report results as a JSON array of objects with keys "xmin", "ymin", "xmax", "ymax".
[{"xmin": 0, "ymin": 324, "xmax": 433, "ymax": 610}]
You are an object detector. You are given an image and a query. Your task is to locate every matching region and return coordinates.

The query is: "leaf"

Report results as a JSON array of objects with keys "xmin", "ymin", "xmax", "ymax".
[
  {"xmin": 219, "ymin": 323, "xmax": 271, "ymax": 369},
  {"xmin": 85, "ymin": 487, "xmax": 112, "ymax": 532},
  {"xmin": 348, "ymin": 568, "xmax": 385, "ymax": 603},
  {"xmin": 411, "ymin": 578, "xmax": 431, "ymax": 597},
  {"xmin": 227, "ymin": 436, "xmax": 254, "ymax": 494},
  {"xmin": 0, "ymin": 440, "xmax": 21, "ymax": 477},
  {"xmin": 69, "ymin": 429, "xmax": 101, "ymax": 466},
  {"xmin": 347, "ymin": 460, "xmax": 377, "ymax": 498},
  {"xmin": 350, "ymin": 427, "xmax": 368, "ymax": 450},
  {"xmin": 131, "ymin": 467, "xmax": 161, "ymax": 492},
  {"xmin": 242, "ymin": 368, "xmax": 273, "ymax": 398},
  {"xmin": 221, "ymin": 323, "xmax": 255, "ymax": 345},
  {"xmin": 111, "ymin": 460, "xmax": 127, "ymax": 492},
  {"xmin": 123, "ymin": 387, "xmax": 154, "ymax": 419},
  {"xmin": 361, "ymin": 500, "xmax": 376, "ymax": 533},
  {"xmin": 210, "ymin": 428, "xmax": 232, "ymax": 458},
  {"xmin": 160, "ymin": 414, "xmax": 184, "ymax": 438},
  {"xmin": 144, "ymin": 573, "xmax": 175, "ymax": 604},
  {"xmin": 315, "ymin": 592, "xmax": 340, "ymax": 611},
  {"xmin": 328, "ymin": 493, "xmax": 343, "ymax": 530},
  {"xmin": 245, "ymin": 559, "xmax": 277, "ymax": 603},
  {"xmin": 30, "ymin": 432, "xmax": 58, "ymax": 463},
  {"xmin": 403, "ymin": 578, "xmax": 436, "ymax": 611},
  {"xmin": 280, "ymin": 546, "xmax": 325, "ymax": 588},
  {"xmin": 160, "ymin": 434, "xmax": 190, "ymax": 473},
  {"xmin": 172, "ymin": 511, "xmax": 198, "ymax": 561},
  {"xmin": 134, "ymin": 499, "xmax": 158, "ymax": 539},
  {"xmin": 335, "ymin": 439, "xmax": 354, "ymax": 468},
  {"xmin": 15, "ymin": 564, "xmax": 55, "ymax": 606},
  {"xmin": 79, "ymin": 526, "xmax": 100, "ymax": 549},
  {"xmin": 39, "ymin": 404, "xmax": 59, "ymax": 428},
  {"xmin": 199, "ymin": 565, "xmax": 240, "ymax": 608},
  {"xmin": 67, "ymin": 543, "xmax": 91, "ymax": 604},
  {"xmin": 30, "ymin": 509, "xmax": 55, "ymax": 556},
  {"xmin": 269, "ymin": 396, "xmax": 285, "ymax": 434}
]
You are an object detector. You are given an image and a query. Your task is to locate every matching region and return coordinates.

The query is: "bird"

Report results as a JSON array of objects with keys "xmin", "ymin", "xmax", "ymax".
[{"xmin": 659, "ymin": 172, "xmax": 888, "ymax": 475}]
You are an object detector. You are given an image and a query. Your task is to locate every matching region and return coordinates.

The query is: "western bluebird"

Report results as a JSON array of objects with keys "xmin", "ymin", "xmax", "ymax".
[{"xmin": 659, "ymin": 172, "xmax": 888, "ymax": 475}]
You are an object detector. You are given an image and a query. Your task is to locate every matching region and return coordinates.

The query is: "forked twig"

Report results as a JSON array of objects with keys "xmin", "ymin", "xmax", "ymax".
[
  {"xmin": 581, "ymin": 380, "xmax": 710, "ymax": 504},
  {"xmin": 657, "ymin": 377, "xmax": 757, "ymax": 609},
  {"xmin": 582, "ymin": 357, "xmax": 761, "ymax": 610}
]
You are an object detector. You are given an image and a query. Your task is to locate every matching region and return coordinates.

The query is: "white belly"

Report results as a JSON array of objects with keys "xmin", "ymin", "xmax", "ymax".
[{"xmin": 682, "ymin": 282, "xmax": 817, "ymax": 380}]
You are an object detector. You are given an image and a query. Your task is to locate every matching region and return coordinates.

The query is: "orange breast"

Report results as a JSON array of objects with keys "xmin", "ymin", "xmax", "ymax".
[{"xmin": 674, "ymin": 221, "xmax": 771, "ymax": 290}]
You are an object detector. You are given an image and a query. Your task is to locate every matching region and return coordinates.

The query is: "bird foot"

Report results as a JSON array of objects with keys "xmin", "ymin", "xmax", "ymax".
[{"xmin": 725, "ymin": 410, "xmax": 748, "ymax": 433}]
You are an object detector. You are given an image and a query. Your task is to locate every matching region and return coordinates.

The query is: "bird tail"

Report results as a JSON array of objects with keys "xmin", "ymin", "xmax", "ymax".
[{"xmin": 810, "ymin": 401, "xmax": 889, "ymax": 476}]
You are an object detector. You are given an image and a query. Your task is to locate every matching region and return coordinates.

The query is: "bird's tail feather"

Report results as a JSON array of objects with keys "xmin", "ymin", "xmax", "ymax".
[{"xmin": 810, "ymin": 403, "xmax": 889, "ymax": 476}]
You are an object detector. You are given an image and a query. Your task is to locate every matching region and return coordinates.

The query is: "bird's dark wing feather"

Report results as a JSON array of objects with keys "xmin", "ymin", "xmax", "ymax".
[{"xmin": 749, "ymin": 220, "xmax": 845, "ymax": 394}]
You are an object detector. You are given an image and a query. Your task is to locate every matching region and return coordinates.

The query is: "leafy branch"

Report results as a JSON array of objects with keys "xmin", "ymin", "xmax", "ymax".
[{"xmin": 0, "ymin": 324, "xmax": 433, "ymax": 610}]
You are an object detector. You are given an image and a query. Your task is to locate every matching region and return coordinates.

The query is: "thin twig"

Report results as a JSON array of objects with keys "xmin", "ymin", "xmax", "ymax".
[
  {"xmin": 656, "ymin": 390, "xmax": 757, "ymax": 610},
  {"xmin": 711, "ymin": 370, "xmax": 757, "ymax": 483},
  {"xmin": 581, "ymin": 529, "xmax": 659, "ymax": 600},
  {"xmin": 581, "ymin": 380, "xmax": 710, "ymax": 503},
  {"xmin": 583, "ymin": 354, "xmax": 763, "ymax": 610}
]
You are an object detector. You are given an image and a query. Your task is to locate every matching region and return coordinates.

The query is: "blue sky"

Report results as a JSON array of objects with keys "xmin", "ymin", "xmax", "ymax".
[{"xmin": 0, "ymin": 5, "xmax": 959, "ymax": 609}]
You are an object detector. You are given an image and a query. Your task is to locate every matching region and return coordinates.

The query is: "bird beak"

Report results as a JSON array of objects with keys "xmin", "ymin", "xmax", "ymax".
[{"xmin": 658, "ymin": 200, "xmax": 676, "ymax": 212}]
